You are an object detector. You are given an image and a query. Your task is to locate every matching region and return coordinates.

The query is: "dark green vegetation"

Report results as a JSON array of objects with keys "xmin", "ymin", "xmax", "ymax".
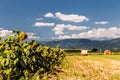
[
  {"xmin": 0, "ymin": 30, "xmax": 65, "ymax": 80},
  {"xmin": 40, "ymin": 38, "xmax": 120, "ymax": 51},
  {"xmin": 64, "ymin": 49, "xmax": 81, "ymax": 53}
]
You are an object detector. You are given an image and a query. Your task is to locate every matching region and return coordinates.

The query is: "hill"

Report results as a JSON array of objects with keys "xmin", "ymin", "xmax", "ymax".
[{"xmin": 40, "ymin": 38, "xmax": 120, "ymax": 51}]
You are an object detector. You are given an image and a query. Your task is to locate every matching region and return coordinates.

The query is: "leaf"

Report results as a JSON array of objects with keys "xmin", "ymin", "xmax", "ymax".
[
  {"xmin": 23, "ymin": 70, "xmax": 29, "ymax": 77},
  {"xmin": 14, "ymin": 58, "xmax": 19, "ymax": 65},
  {"xmin": 20, "ymin": 60, "xmax": 26, "ymax": 68},
  {"xmin": 13, "ymin": 30, "xmax": 20, "ymax": 34},
  {"xmin": 3, "ymin": 68, "xmax": 12, "ymax": 75}
]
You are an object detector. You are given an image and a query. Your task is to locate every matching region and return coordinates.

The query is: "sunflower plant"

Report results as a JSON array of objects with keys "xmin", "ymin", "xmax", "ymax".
[{"xmin": 0, "ymin": 30, "xmax": 65, "ymax": 80}]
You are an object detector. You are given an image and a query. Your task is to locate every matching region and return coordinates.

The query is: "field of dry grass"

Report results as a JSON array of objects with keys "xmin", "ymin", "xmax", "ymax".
[{"xmin": 49, "ymin": 55, "xmax": 120, "ymax": 80}]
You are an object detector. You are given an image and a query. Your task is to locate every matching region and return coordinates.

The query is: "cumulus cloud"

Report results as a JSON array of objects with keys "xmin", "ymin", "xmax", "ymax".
[
  {"xmin": 52, "ymin": 24, "xmax": 88, "ymax": 35},
  {"xmin": 55, "ymin": 27, "xmax": 120, "ymax": 40},
  {"xmin": 95, "ymin": 21, "xmax": 108, "ymax": 25},
  {"xmin": 34, "ymin": 22, "xmax": 55, "ymax": 27},
  {"xmin": 43, "ymin": 12, "xmax": 89, "ymax": 23},
  {"xmin": 27, "ymin": 32, "xmax": 40, "ymax": 39},
  {"xmin": 44, "ymin": 12, "xmax": 54, "ymax": 18},
  {"xmin": 55, "ymin": 12, "xmax": 89, "ymax": 23},
  {"xmin": 35, "ymin": 18, "xmax": 43, "ymax": 20},
  {"xmin": 0, "ymin": 28, "xmax": 12, "ymax": 37}
]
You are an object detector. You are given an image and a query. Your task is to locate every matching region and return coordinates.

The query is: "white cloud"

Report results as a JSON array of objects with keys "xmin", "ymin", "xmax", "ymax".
[
  {"xmin": 44, "ymin": 12, "xmax": 54, "ymax": 18},
  {"xmin": 95, "ymin": 21, "xmax": 108, "ymax": 25},
  {"xmin": 52, "ymin": 24, "xmax": 88, "ymax": 35},
  {"xmin": 34, "ymin": 22, "xmax": 55, "ymax": 27},
  {"xmin": 55, "ymin": 27, "xmax": 120, "ymax": 40},
  {"xmin": 55, "ymin": 12, "xmax": 89, "ymax": 23},
  {"xmin": 35, "ymin": 18, "xmax": 43, "ymax": 20},
  {"xmin": 0, "ymin": 27, "xmax": 40, "ymax": 40},
  {"xmin": 58, "ymin": 35, "xmax": 71, "ymax": 39},
  {"xmin": 0, "ymin": 28, "xmax": 12, "ymax": 37},
  {"xmin": 27, "ymin": 32, "xmax": 40, "ymax": 39}
]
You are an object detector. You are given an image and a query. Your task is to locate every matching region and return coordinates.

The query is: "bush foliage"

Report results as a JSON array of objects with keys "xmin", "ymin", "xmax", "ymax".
[{"xmin": 0, "ymin": 30, "xmax": 65, "ymax": 80}]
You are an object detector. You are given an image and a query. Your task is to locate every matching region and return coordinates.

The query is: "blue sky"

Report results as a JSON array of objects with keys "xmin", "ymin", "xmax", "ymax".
[{"xmin": 0, "ymin": 0, "xmax": 120, "ymax": 41}]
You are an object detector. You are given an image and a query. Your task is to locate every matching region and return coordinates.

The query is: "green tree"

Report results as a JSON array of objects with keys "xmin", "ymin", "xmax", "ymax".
[{"xmin": 91, "ymin": 48, "xmax": 98, "ymax": 52}]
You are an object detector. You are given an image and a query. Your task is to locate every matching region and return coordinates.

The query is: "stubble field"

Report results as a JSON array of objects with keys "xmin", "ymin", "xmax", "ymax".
[{"xmin": 50, "ymin": 55, "xmax": 120, "ymax": 80}]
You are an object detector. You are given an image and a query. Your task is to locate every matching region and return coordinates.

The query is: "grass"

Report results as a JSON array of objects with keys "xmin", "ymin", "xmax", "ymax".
[{"xmin": 49, "ymin": 54, "xmax": 120, "ymax": 80}]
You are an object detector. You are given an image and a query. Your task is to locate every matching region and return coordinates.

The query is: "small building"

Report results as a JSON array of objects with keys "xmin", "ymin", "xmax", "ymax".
[
  {"xmin": 81, "ymin": 50, "xmax": 88, "ymax": 56},
  {"xmin": 104, "ymin": 49, "xmax": 111, "ymax": 55}
]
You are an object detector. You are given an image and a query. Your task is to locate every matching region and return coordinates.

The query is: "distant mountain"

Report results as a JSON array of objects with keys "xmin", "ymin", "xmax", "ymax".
[{"xmin": 40, "ymin": 38, "xmax": 120, "ymax": 51}]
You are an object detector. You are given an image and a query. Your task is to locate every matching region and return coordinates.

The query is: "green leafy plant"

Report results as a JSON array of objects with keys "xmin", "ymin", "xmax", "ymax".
[{"xmin": 0, "ymin": 30, "xmax": 65, "ymax": 80}]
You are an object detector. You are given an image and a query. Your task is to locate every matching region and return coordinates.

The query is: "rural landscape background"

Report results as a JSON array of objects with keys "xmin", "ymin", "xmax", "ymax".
[{"xmin": 0, "ymin": 0, "xmax": 120, "ymax": 80}]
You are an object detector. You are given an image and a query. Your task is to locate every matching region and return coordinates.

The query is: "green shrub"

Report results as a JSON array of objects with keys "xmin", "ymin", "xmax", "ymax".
[{"xmin": 0, "ymin": 30, "xmax": 65, "ymax": 80}]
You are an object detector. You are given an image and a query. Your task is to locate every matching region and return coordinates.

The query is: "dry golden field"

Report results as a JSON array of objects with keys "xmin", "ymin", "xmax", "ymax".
[{"xmin": 49, "ymin": 55, "xmax": 120, "ymax": 80}]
